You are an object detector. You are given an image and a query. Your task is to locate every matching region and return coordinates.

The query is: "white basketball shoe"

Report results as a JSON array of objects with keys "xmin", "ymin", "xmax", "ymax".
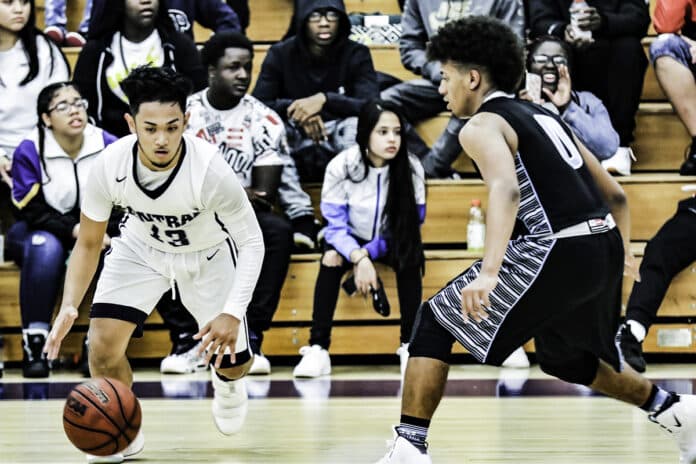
[
  {"xmin": 375, "ymin": 427, "xmax": 432, "ymax": 464},
  {"xmin": 86, "ymin": 430, "xmax": 144, "ymax": 463},
  {"xmin": 649, "ymin": 393, "xmax": 696, "ymax": 463},
  {"xmin": 211, "ymin": 371, "xmax": 248, "ymax": 435}
]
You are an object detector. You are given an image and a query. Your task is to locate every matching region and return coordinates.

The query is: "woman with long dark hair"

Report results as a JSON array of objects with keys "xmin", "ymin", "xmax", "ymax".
[
  {"xmin": 8, "ymin": 81, "xmax": 118, "ymax": 378},
  {"xmin": 293, "ymin": 99, "xmax": 426, "ymax": 379},
  {"xmin": 0, "ymin": 0, "xmax": 69, "ymax": 182}
]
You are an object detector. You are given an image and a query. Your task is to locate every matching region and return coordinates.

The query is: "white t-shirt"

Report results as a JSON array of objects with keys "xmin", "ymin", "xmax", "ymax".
[
  {"xmin": 105, "ymin": 31, "xmax": 165, "ymax": 104},
  {"xmin": 81, "ymin": 133, "xmax": 264, "ymax": 319},
  {"xmin": 0, "ymin": 36, "xmax": 69, "ymax": 151},
  {"xmin": 186, "ymin": 91, "xmax": 286, "ymax": 187}
]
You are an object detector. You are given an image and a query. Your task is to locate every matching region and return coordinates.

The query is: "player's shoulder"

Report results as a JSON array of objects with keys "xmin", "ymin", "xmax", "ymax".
[{"xmin": 98, "ymin": 134, "xmax": 137, "ymax": 163}]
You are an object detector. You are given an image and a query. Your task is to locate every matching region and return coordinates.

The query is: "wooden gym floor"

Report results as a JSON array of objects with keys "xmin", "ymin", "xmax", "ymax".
[{"xmin": 0, "ymin": 363, "xmax": 693, "ymax": 463}]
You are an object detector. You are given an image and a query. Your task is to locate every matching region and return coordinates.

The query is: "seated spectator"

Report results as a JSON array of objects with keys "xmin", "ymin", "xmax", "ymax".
[
  {"xmin": 253, "ymin": 0, "xmax": 379, "ymax": 183},
  {"xmin": 650, "ymin": 0, "xmax": 696, "ymax": 175},
  {"xmin": 528, "ymin": 0, "xmax": 650, "ymax": 176},
  {"xmin": 619, "ymin": 195, "xmax": 696, "ymax": 373},
  {"xmin": 179, "ymin": 31, "xmax": 318, "ymax": 375},
  {"xmin": 381, "ymin": 0, "xmax": 525, "ymax": 179},
  {"xmin": 521, "ymin": 36, "xmax": 619, "ymax": 160},
  {"xmin": 88, "ymin": 0, "xmax": 242, "ymax": 40},
  {"xmin": 7, "ymin": 82, "xmax": 118, "ymax": 378},
  {"xmin": 74, "ymin": 0, "xmax": 206, "ymax": 137},
  {"xmin": 293, "ymin": 99, "xmax": 425, "ymax": 379},
  {"xmin": 44, "ymin": 0, "xmax": 92, "ymax": 46},
  {"xmin": 0, "ymin": 0, "xmax": 70, "ymax": 183}
]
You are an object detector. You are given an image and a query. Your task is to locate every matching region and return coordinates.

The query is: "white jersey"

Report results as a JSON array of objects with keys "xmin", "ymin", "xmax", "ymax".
[
  {"xmin": 82, "ymin": 133, "xmax": 264, "ymax": 319},
  {"xmin": 186, "ymin": 91, "xmax": 286, "ymax": 187}
]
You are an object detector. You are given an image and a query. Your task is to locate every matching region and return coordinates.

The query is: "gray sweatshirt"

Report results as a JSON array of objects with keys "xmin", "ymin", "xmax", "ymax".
[{"xmin": 400, "ymin": 0, "xmax": 525, "ymax": 84}]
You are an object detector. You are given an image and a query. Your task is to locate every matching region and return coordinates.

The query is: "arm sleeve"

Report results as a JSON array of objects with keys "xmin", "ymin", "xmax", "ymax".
[
  {"xmin": 322, "ymin": 46, "xmax": 380, "ymax": 117},
  {"xmin": 202, "ymin": 158, "xmax": 264, "ymax": 320},
  {"xmin": 320, "ymin": 162, "xmax": 361, "ymax": 260},
  {"xmin": 194, "ymin": 0, "xmax": 242, "ymax": 32},
  {"xmin": 654, "ymin": 0, "xmax": 689, "ymax": 33},
  {"xmin": 562, "ymin": 92, "xmax": 620, "ymax": 160},
  {"xmin": 80, "ymin": 154, "xmax": 114, "ymax": 222},
  {"xmin": 528, "ymin": 0, "xmax": 567, "ymax": 38},
  {"xmin": 597, "ymin": 0, "xmax": 651, "ymax": 38},
  {"xmin": 251, "ymin": 46, "xmax": 294, "ymax": 118},
  {"xmin": 399, "ymin": 0, "xmax": 430, "ymax": 75}
]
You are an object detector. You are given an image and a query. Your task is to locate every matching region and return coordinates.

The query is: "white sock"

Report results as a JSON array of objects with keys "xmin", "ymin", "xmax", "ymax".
[{"xmin": 627, "ymin": 320, "xmax": 646, "ymax": 342}]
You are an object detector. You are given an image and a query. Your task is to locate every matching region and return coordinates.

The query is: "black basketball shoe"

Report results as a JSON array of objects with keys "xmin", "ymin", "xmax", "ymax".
[{"xmin": 619, "ymin": 323, "xmax": 647, "ymax": 373}]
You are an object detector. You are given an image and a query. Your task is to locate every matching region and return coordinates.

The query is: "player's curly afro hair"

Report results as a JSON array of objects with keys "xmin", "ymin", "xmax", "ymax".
[
  {"xmin": 427, "ymin": 16, "xmax": 525, "ymax": 94},
  {"xmin": 121, "ymin": 66, "xmax": 193, "ymax": 115}
]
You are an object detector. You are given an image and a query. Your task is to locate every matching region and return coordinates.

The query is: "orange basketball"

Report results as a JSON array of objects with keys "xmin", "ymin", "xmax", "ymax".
[{"xmin": 62, "ymin": 377, "xmax": 142, "ymax": 456}]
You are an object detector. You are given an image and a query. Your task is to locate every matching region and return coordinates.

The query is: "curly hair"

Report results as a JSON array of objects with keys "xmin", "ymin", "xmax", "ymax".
[
  {"xmin": 121, "ymin": 66, "xmax": 192, "ymax": 115},
  {"xmin": 427, "ymin": 16, "xmax": 525, "ymax": 93}
]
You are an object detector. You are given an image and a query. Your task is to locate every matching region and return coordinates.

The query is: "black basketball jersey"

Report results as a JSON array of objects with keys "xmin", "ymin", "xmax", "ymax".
[{"xmin": 477, "ymin": 95, "xmax": 610, "ymax": 235}]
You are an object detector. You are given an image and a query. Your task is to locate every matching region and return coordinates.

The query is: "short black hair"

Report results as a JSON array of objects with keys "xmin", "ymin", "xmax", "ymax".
[
  {"xmin": 427, "ymin": 16, "xmax": 525, "ymax": 93},
  {"xmin": 120, "ymin": 66, "xmax": 192, "ymax": 115},
  {"xmin": 200, "ymin": 31, "xmax": 254, "ymax": 68}
]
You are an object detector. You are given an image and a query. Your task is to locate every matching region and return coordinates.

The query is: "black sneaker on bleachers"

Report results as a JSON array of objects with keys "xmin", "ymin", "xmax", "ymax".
[
  {"xmin": 22, "ymin": 330, "xmax": 49, "ymax": 378},
  {"xmin": 679, "ymin": 145, "xmax": 696, "ymax": 176},
  {"xmin": 619, "ymin": 323, "xmax": 647, "ymax": 373}
]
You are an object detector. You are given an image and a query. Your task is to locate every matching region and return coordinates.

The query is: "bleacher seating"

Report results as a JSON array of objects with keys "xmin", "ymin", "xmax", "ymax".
[{"xmin": 5, "ymin": 0, "xmax": 693, "ymax": 365}]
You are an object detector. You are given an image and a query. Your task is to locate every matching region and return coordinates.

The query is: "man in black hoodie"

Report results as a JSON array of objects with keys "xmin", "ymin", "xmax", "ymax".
[{"xmin": 252, "ymin": 0, "xmax": 379, "ymax": 183}]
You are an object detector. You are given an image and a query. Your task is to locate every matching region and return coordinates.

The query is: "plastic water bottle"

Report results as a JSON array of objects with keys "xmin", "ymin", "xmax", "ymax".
[
  {"xmin": 467, "ymin": 199, "xmax": 485, "ymax": 252},
  {"xmin": 569, "ymin": 0, "xmax": 593, "ymax": 41}
]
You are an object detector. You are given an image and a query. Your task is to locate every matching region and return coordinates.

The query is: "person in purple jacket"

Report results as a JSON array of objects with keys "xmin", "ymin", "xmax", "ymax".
[
  {"xmin": 8, "ymin": 81, "xmax": 119, "ymax": 378},
  {"xmin": 292, "ymin": 99, "xmax": 426, "ymax": 380}
]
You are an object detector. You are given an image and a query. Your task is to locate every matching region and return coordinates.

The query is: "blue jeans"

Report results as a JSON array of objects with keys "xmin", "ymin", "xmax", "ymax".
[
  {"xmin": 7, "ymin": 222, "xmax": 67, "ymax": 329},
  {"xmin": 649, "ymin": 33, "xmax": 696, "ymax": 74},
  {"xmin": 44, "ymin": 0, "xmax": 93, "ymax": 33}
]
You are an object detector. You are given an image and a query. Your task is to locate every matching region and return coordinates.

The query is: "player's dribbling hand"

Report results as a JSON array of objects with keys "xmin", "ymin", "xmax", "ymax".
[
  {"xmin": 194, "ymin": 314, "xmax": 241, "ymax": 369},
  {"xmin": 44, "ymin": 305, "xmax": 79, "ymax": 360},
  {"xmin": 461, "ymin": 273, "xmax": 498, "ymax": 324}
]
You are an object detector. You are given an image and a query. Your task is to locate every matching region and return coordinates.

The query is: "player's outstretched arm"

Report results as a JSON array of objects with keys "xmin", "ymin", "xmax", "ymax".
[
  {"xmin": 44, "ymin": 213, "xmax": 108, "ymax": 360},
  {"xmin": 572, "ymin": 134, "xmax": 640, "ymax": 281},
  {"xmin": 459, "ymin": 113, "xmax": 521, "ymax": 322}
]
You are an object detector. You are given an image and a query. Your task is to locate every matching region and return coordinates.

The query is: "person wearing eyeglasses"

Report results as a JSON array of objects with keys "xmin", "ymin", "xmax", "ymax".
[
  {"xmin": 521, "ymin": 35, "xmax": 619, "ymax": 161},
  {"xmin": 253, "ymin": 0, "xmax": 379, "ymax": 183},
  {"xmin": 7, "ymin": 81, "xmax": 119, "ymax": 378}
]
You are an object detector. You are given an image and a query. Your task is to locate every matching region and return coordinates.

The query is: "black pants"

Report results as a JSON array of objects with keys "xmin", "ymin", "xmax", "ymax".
[
  {"xmin": 309, "ymin": 256, "xmax": 423, "ymax": 349},
  {"xmin": 572, "ymin": 36, "xmax": 648, "ymax": 146},
  {"xmin": 625, "ymin": 198, "xmax": 696, "ymax": 329},
  {"xmin": 159, "ymin": 211, "xmax": 293, "ymax": 353},
  {"xmin": 226, "ymin": 0, "xmax": 249, "ymax": 31}
]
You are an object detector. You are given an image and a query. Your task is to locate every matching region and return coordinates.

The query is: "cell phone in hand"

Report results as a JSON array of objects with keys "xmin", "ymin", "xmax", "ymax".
[{"xmin": 525, "ymin": 72, "xmax": 542, "ymax": 102}]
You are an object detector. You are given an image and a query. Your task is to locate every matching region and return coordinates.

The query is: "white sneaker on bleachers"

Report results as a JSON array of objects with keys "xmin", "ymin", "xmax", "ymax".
[
  {"xmin": 211, "ymin": 371, "xmax": 248, "ymax": 435},
  {"xmin": 160, "ymin": 342, "xmax": 208, "ymax": 374},
  {"xmin": 375, "ymin": 427, "xmax": 432, "ymax": 464},
  {"xmin": 248, "ymin": 353, "xmax": 271, "ymax": 375},
  {"xmin": 601, "ymin": 146, "xmax": 635, "ymax": 176},
  {"xmin": 396, "ymin": 343, "xmax": 409, "ymax": 378},
  {"xmin": 86, "ymin": 430, "xmax": 144, "ymax": 463},
  {"xmin": 650, "ymin": 393, "xmax": 696, "ymax": 463},
  {"xmin": 293, "ymin": 345, "xmax": 331, "ymax": 378}
]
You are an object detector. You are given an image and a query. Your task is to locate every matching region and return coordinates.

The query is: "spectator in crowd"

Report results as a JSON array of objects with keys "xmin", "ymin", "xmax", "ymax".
[
  {"xmin": 650, "ymin": 0, "xmax": 696, "ymax": 175},
  {"xmin": 253, "ymin": 0, "xmax": 379, "ymax": 183},
  {"xmin": 619, "ymin": 194, "xmax": 696, "ymax": 373},
  {"xmin": 0, "ymin": 0, "xmax": 70, "ymax": 183},
  {"xmin": 88, "ymin": 0, "xmax": 242, "ymax": 40},
  {"xmin": 381, "ymin": 0, "xmax": 525, "ymax": 179},
  {"xmin": 73, "ymin": 0, "xmax": 206, "ymax": 137},
  {"xmin": 528, "ymin": 0, "xmax": 650, "ymax": 176},
  {"xmin": 521, "ymin": 35, "xmax": 619, "ymax": 161},
  {"xmin": 182, "ymin": 31, "xmax": 318, "ymax": 375},
  {"xmin": 7, "ymin": 82, "xmax": 118, "ymax": 378},
  {"xmin": 226, "ymin": 0, "xmax": 249, "ymax": 33},
  {"xmin": 44, "ymin": 0, "xmax": 93, "ymax": 47},
  {"xmin": 293, "ymin": 99, "xmax": 425, "ymax": 379}
]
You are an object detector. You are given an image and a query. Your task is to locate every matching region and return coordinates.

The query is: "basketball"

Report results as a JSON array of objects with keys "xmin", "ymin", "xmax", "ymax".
[{"xmin": 62, "ymin": 377, "xmax": 142, "ymax": 456}]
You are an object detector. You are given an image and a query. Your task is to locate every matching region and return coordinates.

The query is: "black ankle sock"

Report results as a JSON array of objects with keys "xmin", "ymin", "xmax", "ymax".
[
  {"xmin": 640, "ymin": 384, "xmax": 675, "ymax": 413},
  {"xmin": 396, "ymin": 415, "xmax": 430, "ymax": 453}
]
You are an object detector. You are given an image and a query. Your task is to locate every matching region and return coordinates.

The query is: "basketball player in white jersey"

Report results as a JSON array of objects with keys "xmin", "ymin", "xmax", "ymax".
[
  {"xmin": 44, "ymin": 66, "xmax": 265, "ymax": 463},
  {"xmin": 376, "ymin": 17, "xmax": 696, "ymax": 464}
]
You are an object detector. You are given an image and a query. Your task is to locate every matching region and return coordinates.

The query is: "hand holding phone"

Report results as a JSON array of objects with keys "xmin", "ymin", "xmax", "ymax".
[{"xmin": 525, "ymin": 72, "xmax": 542, "ymax": 103}]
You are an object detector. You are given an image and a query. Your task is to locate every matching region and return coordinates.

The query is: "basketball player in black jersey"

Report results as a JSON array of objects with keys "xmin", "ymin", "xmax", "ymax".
[{"xmin": 376, "ymin": 16, "xmax": 696, "ymax": 464}]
